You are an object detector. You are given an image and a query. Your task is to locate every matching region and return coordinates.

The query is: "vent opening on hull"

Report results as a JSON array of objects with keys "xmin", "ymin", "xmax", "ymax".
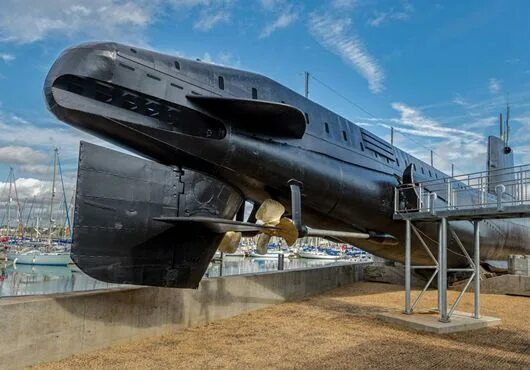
[{"xmin": 53, "ymin": 74, "xmax": 226, "ymax": 140}]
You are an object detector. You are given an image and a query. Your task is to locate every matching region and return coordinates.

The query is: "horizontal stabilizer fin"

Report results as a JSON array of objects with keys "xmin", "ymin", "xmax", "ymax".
[
  {"xmin": 187, "ymin": 95, "xmax": 306, "ymax": 138},
  {"xmin": 153, "ymin": 216, "xmax": 278, "ymax": 233}
]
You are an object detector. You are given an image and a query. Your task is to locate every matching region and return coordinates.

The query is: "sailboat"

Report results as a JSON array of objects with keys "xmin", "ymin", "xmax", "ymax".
[{"xmin": 8, "ymin": 149, "xmax": 71, "ymax": 266}]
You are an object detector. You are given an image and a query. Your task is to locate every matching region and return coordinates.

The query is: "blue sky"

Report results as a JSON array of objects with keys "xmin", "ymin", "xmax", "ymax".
[{"xmin": 0, "ymin": 0, "xmax": 529, "ymax": 200}]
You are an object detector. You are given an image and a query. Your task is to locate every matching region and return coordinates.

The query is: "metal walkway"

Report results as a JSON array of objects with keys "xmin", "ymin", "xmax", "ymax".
[{"xmin": 393, "ymin": 164, "xmax": 530, "ymax": 322}]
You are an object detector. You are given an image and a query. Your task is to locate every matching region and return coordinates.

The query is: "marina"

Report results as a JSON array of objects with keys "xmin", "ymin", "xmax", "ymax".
[
  {"xmin": 0, "ymin": 255, "xmax": 368, "ymax": 297},
  {"xmin": 0, "ymin": 3, "xmax": 529, "ymax": 369}
]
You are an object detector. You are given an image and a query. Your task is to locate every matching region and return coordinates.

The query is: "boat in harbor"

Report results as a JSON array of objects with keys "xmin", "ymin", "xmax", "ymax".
[
  {"xmin": 298, "ymin": 247, "xmax": 342, "ymax": 260},
  {"xmin": 6, "ymin": 149, "xmax": 73, "ymax": 266},
  {"xmin": 248, "ymin": 248, "xmax": 292, "ymax": 259},
  {"xmin": 8, "ymin": 249, "xmax": 71, "ymax": 266}
]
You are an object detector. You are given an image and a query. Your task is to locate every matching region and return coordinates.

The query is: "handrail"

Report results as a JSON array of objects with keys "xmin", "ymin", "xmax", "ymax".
[{"xmin": 395, "ymin": 164, "xmax": 530, "ymax": 214}]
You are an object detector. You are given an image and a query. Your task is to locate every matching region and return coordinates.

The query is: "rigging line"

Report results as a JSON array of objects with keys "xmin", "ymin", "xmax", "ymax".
[
  {"xmin": 57, "ymin": 152, "xmax": 72, "ymax": 234},
  {"xmin": 10, "ymin": 169, "xmax": 24, "ymax": 227},
  {"xmin": 310, "ymin": 74, "xmax": 377, "ymax": 119}
]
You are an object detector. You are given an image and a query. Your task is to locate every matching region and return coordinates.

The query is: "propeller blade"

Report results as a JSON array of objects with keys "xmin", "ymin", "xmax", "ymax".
[
  {"xmin": 255, "ymin": 199, "xmax": 285, "ymax": 225},
  {"xmin": 218, "ymin": 231, "xmax": 242, "ymax": 253},
  {"xmin": 256, "ymin": 233, "xmax": 271, "ymax": 254},
  {"xmin": 271, "ymin": 217, "xmax": 298, "ymax": 246}
]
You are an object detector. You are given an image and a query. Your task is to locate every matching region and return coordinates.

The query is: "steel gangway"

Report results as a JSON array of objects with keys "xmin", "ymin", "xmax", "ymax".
[{"xmin": 393, "ymin": 164, "xmax": 530, "ymax": 322}]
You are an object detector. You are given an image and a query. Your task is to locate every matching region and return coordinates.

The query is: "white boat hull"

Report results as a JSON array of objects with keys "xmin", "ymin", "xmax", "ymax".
[
  {"xmin": 249, "ymin": 251, "xmax": 290, "ymax": 259},
  {"xmin": 298, "ymin": 251, "xmax": 341, "ymax": 260},
  {"xmin": 8, "ymin": 251, "xmax": 71, "ymax": 266}
]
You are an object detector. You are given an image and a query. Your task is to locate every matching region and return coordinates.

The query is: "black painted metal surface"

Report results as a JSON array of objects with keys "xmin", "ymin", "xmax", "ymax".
[
  {"xmin": 44, "ymin": 42, "xmax": 530, "ymax": 287},
  {"xmin": 74, "ymin": 142, "xmax": 243, "ymax": 288}
]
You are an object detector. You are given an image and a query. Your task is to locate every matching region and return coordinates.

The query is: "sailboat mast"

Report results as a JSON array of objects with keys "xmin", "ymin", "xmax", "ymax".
[
  {"xmin": 6, "ymin": 167, "xmax": 13, "ymax": 239},
  {"xmin": 48, "ymin": 148, "xmax": 58, "ymax": 246}
]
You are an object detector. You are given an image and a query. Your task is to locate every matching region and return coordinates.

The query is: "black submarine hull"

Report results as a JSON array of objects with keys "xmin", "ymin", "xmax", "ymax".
[{"xmin": 44, "ymin": 42, "xmax": 530, "ymax": 287}]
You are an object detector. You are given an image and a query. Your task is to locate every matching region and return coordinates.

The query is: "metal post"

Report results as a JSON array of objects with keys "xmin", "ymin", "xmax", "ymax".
[
  {"xmin": 451, "ymin": 164, "xmax": 454, "ymax": 177},
  {"xmin": 404, "ymin": 219, "xmax": 412, "ymax": 314},
  {"xmin": 391, "ymin": 126, "xmax": 394, "ymax": 145},
  {"xmin": 430, "ymin": 150, "xmax": 434, "ymax": 167},
  {"xmin": 304, "ymin": 71, "xmax": 310, "ymax": 98},
  {"xmin": 473, "ymin": 221, "xmax": 480, "ymax": 319},
  {"xmin": 437, "ymin": 222, "xmax": 442, "ymax": 312},
  {"xmin": 439, "ymin": 217, "xmax": 449, "ymax": 322},
  {"xmin": 447, "ymin": 180, "xmax": 452, "ymax": 209}
]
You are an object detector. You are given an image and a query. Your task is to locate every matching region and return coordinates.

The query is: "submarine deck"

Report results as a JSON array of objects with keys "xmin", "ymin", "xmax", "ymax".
[{"xmin": 35, "ymin": 282, "xmax": 530, "ymax": 370}]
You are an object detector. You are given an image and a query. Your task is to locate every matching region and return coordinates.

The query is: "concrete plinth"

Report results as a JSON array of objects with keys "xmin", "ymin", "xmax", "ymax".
[
  {"xmin": 377, "ymin": 311, "xmax": 501, "ymax": 334},
  {"xmin": 0, "ymin": 263, "xmax": 363, "ymax": 369}
]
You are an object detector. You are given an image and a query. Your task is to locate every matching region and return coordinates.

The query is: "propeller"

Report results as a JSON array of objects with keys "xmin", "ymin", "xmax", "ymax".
[
  {"xmin": 254, "ymin": 199, "xmax": 299, "ymax": 254},
  {"xmin": 218, "ymin": 231, "xmax": 242, "ymax": 254}
]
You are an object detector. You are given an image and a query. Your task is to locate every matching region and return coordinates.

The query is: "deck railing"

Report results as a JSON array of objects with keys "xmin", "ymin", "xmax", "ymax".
[{"xmin": 395, "ymin": 164, "xmax": 530, "ymax": 214}]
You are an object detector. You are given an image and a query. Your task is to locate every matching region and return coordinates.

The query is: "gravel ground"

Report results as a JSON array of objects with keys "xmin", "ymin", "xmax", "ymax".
[{"xmin": 33, "ymin": 282, "xmax": 530, "ymax": 370}]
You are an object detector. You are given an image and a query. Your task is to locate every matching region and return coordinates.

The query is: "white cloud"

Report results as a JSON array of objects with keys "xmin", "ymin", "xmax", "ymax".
[
  {"xmin": 0, "ymin": 53, "xmax": 15, "ymax": 62},
  {"xmin": 308, "ymin": 13, "xmax": 384, "ymax": 93},
  {"xmin": 259, "ymin": 0, "xmax": 284, "ymax": 11},
  {"xmin": 199, "ymin": 51, "xmax": 240, "ymax": 67},
  {"xmin": 0, "ymin": 109, "xmax": 119, "ymax": 170},
  {"xmin": 169, "ymin": 0, "xmax": 234, "ymax": 32},
  {"xmin": 452, "ymin": 93, "xmax": 468, "ymax": 106},
  {"xmin": 391, "ymin": 102, "xmax": 483, "ymax": 140},
  {"xmin": 358, "ymin": 103, "xmax": 489, "ymax": 173},
  {"xmin": 0, "ymin": 0, "xmax": 155, "ymax": 44},
  {"xmin": 332, "ymin": 0, "xmax": 357, "ymax": 9},
  {"xmin": 193, "ymin": 10, "xmax": 230, "ymax": 31},
  {"xmin": 368, "ymin": 3, "xmax": 414, "ymax": 27},
  {"xmin": 0, "ymin": 146, "xmax": 47, "ymax": 166},
  {"xmin": 260, "ymin": 8, "xmax": 298, "ymax": 39},
  {"xmin": 0, "ymin": 177, "xmax": 50, "ymax": 200},
  {"xmin": 19, "ymin": 164, "xmax": 52, "ymax": 176},
  {"xmin": 488, "ymin": 78, "xmax": 501, "ymax": 94},
  {"xmin": 391, "ymin": 103, "xmax": 486, "ymax": 173}
]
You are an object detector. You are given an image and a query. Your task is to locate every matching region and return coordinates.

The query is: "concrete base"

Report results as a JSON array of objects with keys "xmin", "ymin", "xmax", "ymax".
[
  {"xmin": 363, "ymin": 263, "xmax": 427, "ymax": 287},
  {"xmin": 0, "ymin": 263, "xmax": 363, "ymax": 369},
  {"xmin": 377, "ymin": 311, "xmax": 501, "ymax": 334},
  {"xmin": 480, "ymin": 274, "xmax": 530, "ymax": 295}
]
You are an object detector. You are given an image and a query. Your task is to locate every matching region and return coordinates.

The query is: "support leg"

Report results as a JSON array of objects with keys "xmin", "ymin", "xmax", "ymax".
[
  {"xmin": 439, "ymin": 217, "xmax": 449, "ymax": 322},
  {"xmin": 473, "ymin": 221, "xmax": 481, "ymax": 319},
  {"xmin": 437, "ymin": 223, "xmax": 442, "ymax": 312},
  {"xmin": 405, "ymin": 219, "xmax": 412, "ymax": 314}
]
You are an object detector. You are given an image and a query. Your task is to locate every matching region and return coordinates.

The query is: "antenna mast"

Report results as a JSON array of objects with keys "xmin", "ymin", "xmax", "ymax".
[
  {"xmin": 304, "ymin": 71, "xmax": 310, "ymax": 98},
  {"xmin": 499, "ymin": 113, "xmax": 503, "ymax": 141},
  {"xmin": 505, "ymin": 104, "xmax": 510, "ymax": 146}
]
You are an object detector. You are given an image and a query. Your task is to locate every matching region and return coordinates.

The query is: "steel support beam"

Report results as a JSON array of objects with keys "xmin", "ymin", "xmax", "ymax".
[
  {"xmin": 439, "ymin": 217, "xmax": 449, "ymax": 322},
  {"xmin": 404, "ymin": 219, "xmax": 412, "ymax": 314},
  {"xmin": 473, "ymin": 220, "xmax": 481, "ymax": 319}
]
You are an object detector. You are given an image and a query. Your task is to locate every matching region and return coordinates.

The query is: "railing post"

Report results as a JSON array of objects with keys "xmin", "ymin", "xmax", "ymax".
[
  {"xmin": 473, "ymin": 220, "xmax": 480, "ymax": 319},
  {"xmin": 430, "ymin": 192, "xmax": 437, "ymax": 215},
  {"xmin": 496, "ymin": 184, "xmax": 505, "ymax": 211},
  {"xmin": 439, "ymin": 217, "xmax": 449, "ymax": 322},
  {"xmin": 405, "ymin": 219, "xmax": 412, "ymax": 314},
  {"xmin": 447, "ymin": 180, "xmax": 452, "ymax": 209}
]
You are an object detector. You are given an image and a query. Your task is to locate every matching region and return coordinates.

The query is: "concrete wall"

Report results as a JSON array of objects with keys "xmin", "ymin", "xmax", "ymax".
[
  {"xmin": 480, "ymin": 274, "xmax": 530, "ymax": 295},
  {"xmin": 0, "ymin": 263, "xmax": 363, "ymax": 369},
  {"xmin": 508, "ymin": 255, "xmax": 530, "ymax": 276}
]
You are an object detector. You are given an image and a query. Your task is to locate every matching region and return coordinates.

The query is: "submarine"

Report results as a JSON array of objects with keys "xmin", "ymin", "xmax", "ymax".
[{"xmin": 44, "ymin": 42, "xmax": 530, "ymax": 288}]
